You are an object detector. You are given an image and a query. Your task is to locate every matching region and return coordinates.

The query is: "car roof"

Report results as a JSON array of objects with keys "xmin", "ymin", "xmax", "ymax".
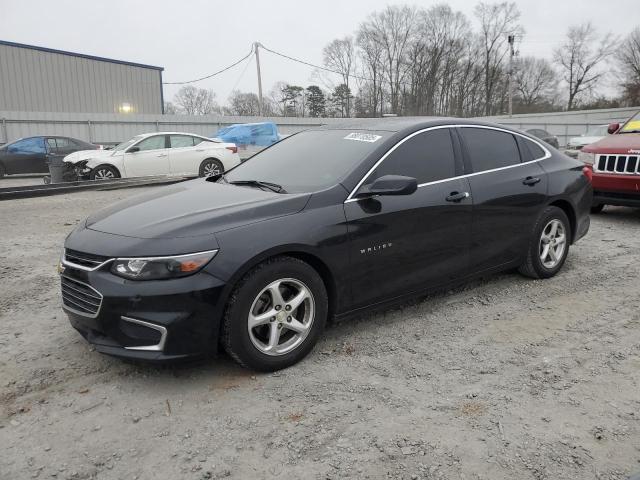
[
  {"xmin": 315, "ymin": 117, "xmax": 529, "ymax": 136},
  {"xmin": 135, "ymin": 132, "xmax": 210, "ymax": 138}
]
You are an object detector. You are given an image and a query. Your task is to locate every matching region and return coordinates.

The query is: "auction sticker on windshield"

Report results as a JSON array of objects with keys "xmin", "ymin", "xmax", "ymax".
[{"xmin": 344, "ymin": 133, "xmax": 382, "ymax": 143}]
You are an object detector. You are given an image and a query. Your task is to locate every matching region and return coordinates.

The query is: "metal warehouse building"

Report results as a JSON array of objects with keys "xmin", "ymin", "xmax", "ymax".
[{"xmin": 0, "ymin": 40, "xmax": 164, "ymax": 114}]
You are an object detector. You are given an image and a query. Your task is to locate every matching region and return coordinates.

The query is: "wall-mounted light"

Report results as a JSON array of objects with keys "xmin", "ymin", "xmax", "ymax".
[{"xmin": 119, "ymin": 102, "xmax": 132, "ymax": 114}]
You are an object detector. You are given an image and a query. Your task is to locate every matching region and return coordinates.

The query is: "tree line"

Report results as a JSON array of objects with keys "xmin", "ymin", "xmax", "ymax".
[{"xmin": 165, "ymin": 2, "xmax": 640, "ymax": 118}]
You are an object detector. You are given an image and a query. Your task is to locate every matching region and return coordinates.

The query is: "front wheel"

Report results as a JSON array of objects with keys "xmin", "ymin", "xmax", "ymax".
[
  {"xmin": 519, "ymin": 206, "xmax": 571, "ymax": 279},
  {"xmin": 221, "ymin": 256, "xmax": 328, "ymax": 371},
  {"xmin": 90, "ymin": 165, "xmax": 120, "ymax": 180},
  {"xmin": 199, "ymin": 158, "xmax": 224, "ymax": 177}
]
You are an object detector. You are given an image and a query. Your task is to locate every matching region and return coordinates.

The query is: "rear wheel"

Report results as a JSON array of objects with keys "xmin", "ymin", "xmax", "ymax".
[
  {"xmin": 0, "ymin": 162, "xmax": 5, "ymax": 178},
  {"xmin": 90, "ymin": 165, "xmax": 120, "ymax": 180},
  {"xmin": 199, "ymin": 158, "xmax": 223, "ymax": 177},
  {"xmin": 591, "ymin": 204, "xmax": 605, "ymax": 214},
  {"xmin": 519, "ymin": 206, "xmax": 570, "ymax": 279},
  {"xmin": 222, "ymin": 256, "xmax": 328, "ymax": 371}
]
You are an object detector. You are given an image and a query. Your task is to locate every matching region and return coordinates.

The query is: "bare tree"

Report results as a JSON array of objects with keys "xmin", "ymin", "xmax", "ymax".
[
  {"xmin": 163, "ymin": 101, "xmax": 178, "ymax": 115},
  {"xmin": 617, "ymin": 27, "xmax": 640, "ymax": 105},
  {"xmin": 173, "ymin": 86, "xmax": 221, "ymax": 115},
  {"xmin": 356, "ymin": 23, "xmax": 385, "ymax": 117},
  {"xmin": 225, "ymin": 91, "xmax": 261, "ymax": 116},
  {"xmin": 474, "ymin": 1, "xmax": 522, "ymax": 115},
  {"xmin": 513, "ymin": 56, "xmax": 558, "ymax": 110},
  {"xmin": 553, "ymin": 23, "xmax": 616, "ymax": 110},
  {"xmin": 359, "ymin": 5, "xmax": 418, "ymax": 114},
  {"xmin": 322, "ymin": 37, "xmax": 356, "ymax": 116}
]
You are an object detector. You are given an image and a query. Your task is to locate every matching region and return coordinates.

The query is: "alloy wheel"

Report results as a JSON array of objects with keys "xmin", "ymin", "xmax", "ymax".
[
  {"xmin": 539, "ymin": 219, "xmax": 566, "ymax": 269},
  {"xmin": 247, "ymin": 278, "xmax": 315, "ymax": 356},
  {"xmin": 203, "ymin": 162, "xmax": 221, "ymax": 177},
  {"xmin": 94, "ymin": 168, "xmax": 114, "ymax": 180}
]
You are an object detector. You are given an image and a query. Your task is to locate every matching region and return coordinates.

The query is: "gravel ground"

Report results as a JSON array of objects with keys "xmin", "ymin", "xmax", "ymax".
[{"xmin": 1, "ymin": 187, "xmax": 639, "ymax": 480}]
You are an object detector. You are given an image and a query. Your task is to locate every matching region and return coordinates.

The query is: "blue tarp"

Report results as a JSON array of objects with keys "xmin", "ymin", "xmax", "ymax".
[{"xmin": 214, "ymin": 122, "xmax": 279, "ymax": 147}]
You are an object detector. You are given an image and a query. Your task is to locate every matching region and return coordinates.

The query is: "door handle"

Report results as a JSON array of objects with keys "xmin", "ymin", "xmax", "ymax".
[
  {"xmin": 195, "ymin": 149, "xmax": 204, "ymax": 152},
  {"xmin": 156, "ymin": 154, "xmax": 168, "ymax": 157},
  {"xmin": 446, "ymin": 191, "xmax": 470, "ymax": 202},
  {"xmin": 523, "ymin": 176, "xmax": 541, "ymax": 186}
]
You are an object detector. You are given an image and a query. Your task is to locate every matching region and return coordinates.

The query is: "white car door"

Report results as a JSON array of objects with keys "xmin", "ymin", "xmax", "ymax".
[
  {"xmin": 167, "ymin": 134, "xmax": 200, "ymax": 175},
  {"xmin": 124, "ymin": 135, "xmax": 170, "ymax": 177}
]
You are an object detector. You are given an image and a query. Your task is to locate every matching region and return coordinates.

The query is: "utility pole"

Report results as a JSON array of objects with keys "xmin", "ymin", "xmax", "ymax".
[
  {"xmin": 508, "ymin": 34, "xmax": 515, "ymax": 118},
  {"xmin": 254, "ymin": 42, "xmax": 264, "ymax": 116}
]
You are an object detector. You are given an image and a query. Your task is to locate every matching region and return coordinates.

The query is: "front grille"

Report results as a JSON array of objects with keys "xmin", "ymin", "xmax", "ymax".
[
  {"xmin": 64, "ymin": 249, "xmax": 111, "ymax": 269},
  {"xmin": 61, "ymin": 275, "xmax": 103, "ymax": 317},
  {"xmin": 594, "ymin": 154, "xmax": 640, "ymax": 175}
]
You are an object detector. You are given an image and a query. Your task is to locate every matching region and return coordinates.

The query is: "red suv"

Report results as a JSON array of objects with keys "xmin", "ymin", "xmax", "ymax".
[{"xmin": 579, "ymin": 110, "xmax": 640, "ymax": 213}]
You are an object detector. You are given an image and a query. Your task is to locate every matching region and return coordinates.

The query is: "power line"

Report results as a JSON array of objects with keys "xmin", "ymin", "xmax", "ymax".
[
  {"xmin": 226, "ymin": 51, "xmax": 255, "ymax": 98},
  {"xmin": 162, "ymin": 47, "xmax": 254, "ymax": 85},
  {"xmin": 259, "ymin": 42, "xmax": 371, "ymax": 82}
]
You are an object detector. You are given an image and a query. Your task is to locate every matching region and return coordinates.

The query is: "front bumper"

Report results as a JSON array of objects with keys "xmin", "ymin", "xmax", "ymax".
[
  {"xmin": 60, "ymin": 262, "xmax": 227, "ymax": 362},
  {"xmin": 592, "ymin": 172, "xmax": 640, "ymax": 207}
]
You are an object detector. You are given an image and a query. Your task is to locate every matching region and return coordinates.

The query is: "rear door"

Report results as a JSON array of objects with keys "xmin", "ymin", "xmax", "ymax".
[
  {"xmin": 457, "ymin": 127, "xmax": 548, "ymax": 272},
  {"xmin": 167, "ymin": 134, "xmax": 199, "ymax": 175},
  {"xmin": 123, "ymin": 135, "xmax": 170, "ymax": 177},
  {"xmin": 344, "ymin": 127, "xmax": 472, "ymax": 309}
]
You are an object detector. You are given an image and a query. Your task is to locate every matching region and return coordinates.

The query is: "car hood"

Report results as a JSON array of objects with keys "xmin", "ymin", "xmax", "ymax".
[
  {"xmin": 568, "ymin": 136, "xmax": 604, "ymax": 147},
  {"xmin": 583, "ymin": 133, "xmax": 640, "ymax": 154},
  {"xmin": 85, "ymin": 179, "xmax": 311, "ymax": 239},
  {"xmin": 64, "ymin": 149, "xmax": 113, "ymax": 164}
]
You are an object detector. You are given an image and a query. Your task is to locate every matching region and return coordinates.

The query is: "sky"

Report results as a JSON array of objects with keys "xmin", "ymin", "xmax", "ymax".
[{"xmin": 1, "ymin": 0, "xmax": 638, "ymax": 106}]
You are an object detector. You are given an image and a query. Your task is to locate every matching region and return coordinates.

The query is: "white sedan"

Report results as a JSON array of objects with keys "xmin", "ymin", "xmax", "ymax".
[{"xmin": 64, "ymin": 132, "xmax": 241, "ymax": 180}]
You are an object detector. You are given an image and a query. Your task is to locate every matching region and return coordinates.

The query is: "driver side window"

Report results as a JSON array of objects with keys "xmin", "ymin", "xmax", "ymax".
[
  {"xmin": 367, "ymin": 128, "xmax": 456, "ymax": 185},
  {"xmin": 135, "ymin": 135, "xmax": 166, "ymax": 152}
]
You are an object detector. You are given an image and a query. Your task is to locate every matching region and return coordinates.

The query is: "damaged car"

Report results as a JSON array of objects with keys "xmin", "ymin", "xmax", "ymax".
[{"xmin": 64, "ymin": 132, "xmax": 241, "ymax": 180}]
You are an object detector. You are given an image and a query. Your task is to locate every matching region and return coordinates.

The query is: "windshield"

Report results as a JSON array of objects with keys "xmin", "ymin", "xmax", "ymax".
[
  {"xmin": 620, "ymin": 111, "xmax": 640, "ymax": 133},
  {"xmin": 113, "ymin": 135, "xmax": 144, "ymax": 152},
  {"xmin": 224, "ymin": 129, "xmax": 391, "ymax": 193}
]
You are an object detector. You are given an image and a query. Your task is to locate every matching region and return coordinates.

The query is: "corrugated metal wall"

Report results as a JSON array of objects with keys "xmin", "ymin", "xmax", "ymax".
[
  {"xmin": 0, "ymin": 43, "xmax": 163, "ymax": 114},
  {"xmin": 0, "ymin": 107, "xmax": 638, "ymax": 147}
]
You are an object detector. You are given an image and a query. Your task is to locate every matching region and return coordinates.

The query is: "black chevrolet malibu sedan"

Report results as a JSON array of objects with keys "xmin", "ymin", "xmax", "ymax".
[{"xmin": 60, "ymin": 118, "xmax": 592, "ymax": 371}]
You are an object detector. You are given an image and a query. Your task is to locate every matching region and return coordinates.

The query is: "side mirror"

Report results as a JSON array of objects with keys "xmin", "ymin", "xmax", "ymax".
[
  {"xmin": 127, "ymin": 146, "xmax": 140, "ymax": 153},
  {"xmin": 607, "ymin": 123, "xmax": 620, "ymax": 134},
  {"xmin": 356, "ymin": 175, "xmax": 418, "ymax": 198}
]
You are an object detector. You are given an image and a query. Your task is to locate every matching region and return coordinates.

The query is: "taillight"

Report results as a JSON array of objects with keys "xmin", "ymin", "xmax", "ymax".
[
  {"xmin": 582, "ymin": 165, "xmax": 593, "ymax": 183},
  {"xmin": 226, "ymin": 146, "xmax": 238, "ymax": 154}
]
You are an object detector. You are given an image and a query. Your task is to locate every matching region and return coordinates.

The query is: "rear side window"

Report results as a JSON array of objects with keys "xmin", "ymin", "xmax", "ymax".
[
  {"xmin": 369, "ymin": 128, "xmax": 456, "ymax": 185},
  {"xmin": 460, "ymin": 128, "xmax": 520, "ymax": 172},
  {"xmin": 169, "ymin": 135, "xmax": 195, "ymax": 148},
  {"xmin": 522, "ymin": 138, "xmax": 546, "ymax": 160}
]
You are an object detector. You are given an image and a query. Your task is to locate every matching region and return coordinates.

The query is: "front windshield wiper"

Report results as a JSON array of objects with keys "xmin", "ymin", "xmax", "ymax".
[{"xmin": 228, "ymin": 180, "xmax": 286, "ymax": 193}]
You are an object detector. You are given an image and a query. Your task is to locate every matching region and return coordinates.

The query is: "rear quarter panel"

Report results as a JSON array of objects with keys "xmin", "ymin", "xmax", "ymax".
[{"xmin": 539, "ymin": 153, "xmax": 592, "ymax": 242}]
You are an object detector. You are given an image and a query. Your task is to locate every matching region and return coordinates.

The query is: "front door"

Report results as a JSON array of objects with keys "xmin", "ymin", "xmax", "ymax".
[
  {"xmin": 124, "ymin": 135, "xmax": 169, "ymax": 177},
  {"xmin": 344, "ymin": 127, "xmax": 472, "ymax": 310},
  {"xmin": 4, "ymin": 137, "xmax": 48, "ymax": 174}
]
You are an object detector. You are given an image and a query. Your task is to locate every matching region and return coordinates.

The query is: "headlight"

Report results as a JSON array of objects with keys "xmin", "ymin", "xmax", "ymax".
[
  {"xmin": 577, "ymin": 151, "xmax": 595, "ymax": 165},
  {"xmin": 111, "ymin": 250, "xmax": 218, "ymax": 280}
]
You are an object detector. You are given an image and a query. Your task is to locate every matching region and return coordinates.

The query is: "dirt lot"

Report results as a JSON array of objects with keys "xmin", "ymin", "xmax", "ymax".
[{"xmin": 1, "ymin": 186, "xmax": 639, "ymax": 480}]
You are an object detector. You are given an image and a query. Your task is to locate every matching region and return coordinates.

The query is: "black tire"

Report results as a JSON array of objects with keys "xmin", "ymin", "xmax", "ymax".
[
  {"xmin": 199, "ymin": 158, "xmax": 224, "ymax": 177},
  {"xmin": 518, "ymin": 206, "xmax": 571, "ymax": 279},
  {"xmin": 222, "ymin": 256, "xmax": 328, "ymax": 372},
  {"xmin": 591, "ymin": 204, "xmax": 605, "ymax": 214},
  {"xmin": 0, "ymin": 162, "xmax": 6, "ymax": 178},
  {"xmin": 89, "ymin": 165, "xmax": 120, "ymax": 180}
]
